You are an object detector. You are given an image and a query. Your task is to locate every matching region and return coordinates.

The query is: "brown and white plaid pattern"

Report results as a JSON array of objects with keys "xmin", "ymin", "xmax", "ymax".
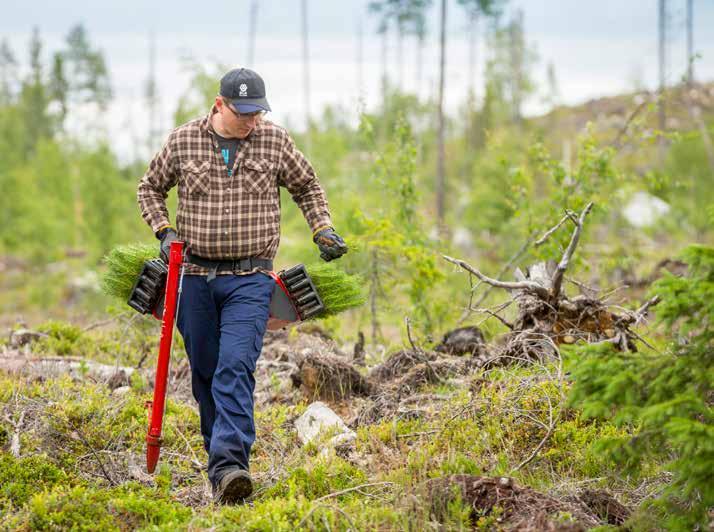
[{"xmin": 137, "ymin": 106, "xmax": 332, "ymax": 275}]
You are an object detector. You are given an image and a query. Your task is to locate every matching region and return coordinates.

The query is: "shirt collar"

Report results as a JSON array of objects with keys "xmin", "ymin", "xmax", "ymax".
[{"xmin": 200, "ymin": 104, "xmax": 266, "ymax": 138}]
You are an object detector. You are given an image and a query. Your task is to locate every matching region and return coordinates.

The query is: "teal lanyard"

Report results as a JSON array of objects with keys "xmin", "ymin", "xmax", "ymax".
[{"xmin": 221, "ymin": 148, "xmax": 232, "ymax": 176}]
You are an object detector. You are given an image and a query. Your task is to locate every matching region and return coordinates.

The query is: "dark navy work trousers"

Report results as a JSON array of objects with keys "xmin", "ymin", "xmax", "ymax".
[{"xmin": 176, "ymin": 272, "xmax": 274, "ymax": 486}]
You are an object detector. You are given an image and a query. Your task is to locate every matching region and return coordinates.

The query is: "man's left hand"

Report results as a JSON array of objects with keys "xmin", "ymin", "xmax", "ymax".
[{"xmin": 313, "ymin": 227, "xmax": 348, "ymax": 262}]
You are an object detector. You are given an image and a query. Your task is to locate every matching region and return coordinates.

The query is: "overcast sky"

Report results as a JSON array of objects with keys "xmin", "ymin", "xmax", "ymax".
[{"xmin": 2, "ymin": 0, "xmax": 713, "ymax": 161}]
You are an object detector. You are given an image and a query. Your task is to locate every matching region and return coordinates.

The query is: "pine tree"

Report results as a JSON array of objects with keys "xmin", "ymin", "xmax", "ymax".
[{"xmin": 568, "ymin": 245, "xmax": 714, "ymax": 528}]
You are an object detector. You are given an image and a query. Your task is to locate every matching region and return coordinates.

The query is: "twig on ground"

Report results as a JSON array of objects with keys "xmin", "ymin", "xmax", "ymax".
[
  {"xmin": 513, "ymin": 411, "xmax": 561, "ymax": 472},
  {"xmin": 67, "ymin": 418, "xmax": 116, "ymax": 486},
  {"xmin": 298, "ymin": 503, "xmax": 359, "ymax": 531},
  {"xmin": 312, "ymin": 482, "xmax": 395, "ymax": 503},
  {"xmin": 4, "ymin": 410, "xmax": 25, "ymax": 458},
  {"xmin": 82, "ymin": 314, "xmax": 125, "ymax": 332}
]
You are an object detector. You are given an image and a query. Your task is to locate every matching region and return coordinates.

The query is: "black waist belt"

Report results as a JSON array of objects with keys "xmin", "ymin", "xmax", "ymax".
[{"xmin": 186, "ymin": 253, "xmax": 273, "ymax": 282}]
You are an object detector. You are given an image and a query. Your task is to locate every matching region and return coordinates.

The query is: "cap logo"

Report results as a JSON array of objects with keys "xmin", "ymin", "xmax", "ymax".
[{"xmin": 239, "ymin": 83, "xmax": 248, "ymax": 97}]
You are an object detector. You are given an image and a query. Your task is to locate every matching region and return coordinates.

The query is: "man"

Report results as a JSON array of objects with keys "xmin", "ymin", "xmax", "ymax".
[{"xmin": 137, "ymin": 67, "xmax": 348, "ymax": 504}]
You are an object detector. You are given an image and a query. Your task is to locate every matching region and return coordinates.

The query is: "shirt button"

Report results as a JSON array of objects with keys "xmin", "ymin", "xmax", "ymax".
[
  {"xmin": 224, "ymin": 231, "xmax": 228, "ymax": 235},
  {"xmin": 226, "ymin": 188, "xmax": 231, "ymax": 192},
  {"xmin": 224, "ymin": 208, "xmax": 229, "ymax": 213}
]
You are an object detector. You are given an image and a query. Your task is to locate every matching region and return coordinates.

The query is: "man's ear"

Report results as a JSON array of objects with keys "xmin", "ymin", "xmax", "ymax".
[{"xmin": 215, "ymin": 96, "xmax": 223, "ymax": 108}]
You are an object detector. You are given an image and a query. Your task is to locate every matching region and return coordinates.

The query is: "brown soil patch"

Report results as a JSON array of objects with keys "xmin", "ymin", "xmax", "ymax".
[{"xmin": 423, "ymin": 475, "xmax": 602, "ymax": 530}]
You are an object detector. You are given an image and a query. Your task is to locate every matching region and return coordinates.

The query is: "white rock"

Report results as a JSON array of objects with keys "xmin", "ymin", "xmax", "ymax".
[
  {"xmin": 623, "ymin": 191, "xmax": 670, "ymax": 228},
  {"xmin": 112, "ymin": 386, "xmax": 132, "ymax": 397},
  {"xmin": 294, "ymin": 401, "xmax": 356, "ymax": 450}
]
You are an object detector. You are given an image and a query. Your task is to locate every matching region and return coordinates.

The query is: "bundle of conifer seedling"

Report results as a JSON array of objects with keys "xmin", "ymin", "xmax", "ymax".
[{"xmin": 101, "ymin": 243, "xmax": 365, "ymax": 320}]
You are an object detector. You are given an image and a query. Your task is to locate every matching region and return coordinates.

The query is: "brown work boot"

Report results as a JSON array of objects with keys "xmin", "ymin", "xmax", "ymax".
[{"xmin": 213, "ymin": 468, "xmax": 253, "ymax": 505}]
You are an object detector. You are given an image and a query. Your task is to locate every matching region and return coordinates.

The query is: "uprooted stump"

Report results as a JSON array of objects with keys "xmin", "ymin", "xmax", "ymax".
[
  {"xmin": 434, "ymin": 326, "xmax": 487, "ymax": 356},
  {"xmin": 291, "ymin": 351, "xmax": 372, "ymax": 401},
  {"xmin": 575, "ymin": 489, "xmax": 630, "ymax": 526},
  {"xmin": 444, "ymin": 203, "xmax": 661, "ymax": 363},
  {"xmin": 422, "ymin": 475, "xmax": 601, "ymax": 530},
  {"xmin": 355, "ymin": 352, "xmax": 480, "ymax": 425},
  {"xmin": 368, "ymin": 349, "xmax": 437, "ymax": 383}
]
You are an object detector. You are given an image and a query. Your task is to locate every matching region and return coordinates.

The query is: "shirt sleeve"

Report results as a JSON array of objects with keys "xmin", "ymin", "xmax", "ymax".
[
  {"xmin": 277, "ymin": 132, "xmax": 332, "ymax": 234},
  {"xmin": 137, "ymin": 133, "xmax": 180, "ymax": 234}
]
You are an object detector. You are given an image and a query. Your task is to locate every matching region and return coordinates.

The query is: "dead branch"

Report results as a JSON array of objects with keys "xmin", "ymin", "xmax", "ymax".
[
  {"xmin": 513, "ymin": 412, "xmax": 560, "ymax": 472},
  {"xmin": 684, "ymin": 91, "xmax": 714, "ymax": 170},
  {"xmin": 550, "ymin": 202, "xmax": 594, "ymax": 300},
  {"xmin": 535, "ymin": 212, "xmax": 573, "ymax": 247},
  {"xmin": 611, "ymin": 98, "xmax": 649, "ymax": 149},
  {"xmin": 4, "ymin": 410, "xmax": 25, "ymax": 458},
  {"xmin": 511, "ymin": 346, "xmax": 565, "ymax": 472},
  {"xmin": 404, "ymin": 317, "xmax": 422, "ymax": 354},
  {"xmin": 443, "ymin": 255, "xmax": 550, "ymax": 299},
  {"xmin": 632, "ymin": 295, "xmax": 662, "ymax": 325},
  {"xmin": 81, "ymin": 314, "xmax": 125, "ymax": 332},
  {"xmin": 67, "ymin": 418, "xmax": 116, "ymax": 486},
  {"xmin": 312, "ymin": 482, "xmax": 395, "ymax": 503},
  {"xmin": 471, "ymin": 307, "xmax": 514, "ymax": 330},
  {"xmin": 298, "ymin": 503, "xmax": 359, "ymax": 531},
  {"xmin": 470, "ymin": 236, "xmax": 535, "ymax": 306}
]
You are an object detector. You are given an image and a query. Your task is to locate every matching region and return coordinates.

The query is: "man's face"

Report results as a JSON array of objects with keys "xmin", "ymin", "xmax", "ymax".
[{"xmin": 216, "ymin": 97, "xmax": 264, "ymax": 139}]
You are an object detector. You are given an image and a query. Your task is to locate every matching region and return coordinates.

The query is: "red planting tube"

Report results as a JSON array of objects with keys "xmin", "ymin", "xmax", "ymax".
[{"xmin": 146, "ymin": 240, "xmax": 184, "ymax": 473}]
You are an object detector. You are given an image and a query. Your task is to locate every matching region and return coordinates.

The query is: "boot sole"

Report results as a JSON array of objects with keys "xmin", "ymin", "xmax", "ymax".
[{"xmin": 217, "ymin": 472, "xmax": 253, "ymax": 504}]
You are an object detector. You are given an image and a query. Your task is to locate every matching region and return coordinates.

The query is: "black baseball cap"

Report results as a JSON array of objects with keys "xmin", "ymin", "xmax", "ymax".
[{"xmin": 219, "ymin": 68, "xmax": 272, "ymax": 113}]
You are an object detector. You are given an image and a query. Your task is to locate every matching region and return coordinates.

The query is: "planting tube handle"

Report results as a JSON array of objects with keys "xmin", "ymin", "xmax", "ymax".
[{"xmin": 146, "ymin": 240, "xmax": 184, "ymax": 473}]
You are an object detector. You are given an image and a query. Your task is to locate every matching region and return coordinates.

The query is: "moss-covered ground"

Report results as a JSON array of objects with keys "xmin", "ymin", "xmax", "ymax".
[{"xmin": 0, "ymin": 318, "xmax": 672, "ymax": 531}]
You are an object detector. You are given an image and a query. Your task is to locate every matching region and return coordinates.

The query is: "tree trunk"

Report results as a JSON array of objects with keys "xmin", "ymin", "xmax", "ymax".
[
  {"xmin": 381, "ymin": 28, "xmax": 388, "ymax": 104},
  {"xmin": 416, "ymin": 34, "xmax": 424, "ymax": 99},
  {"xmin": 397, "ymin": 27, "xmax": 403, "ymax": 91},
  {"xmin": 436, "ymin": 0, "xmax": 447, "ymax": 238},
  {"xmin": 356, "ymin": 18, "xmax": 364, "ymax": 99},
  {"xmin": 301, "ymin": 0, "xmax": 311, "ymax": 150},
  {"xmin": 658, "ymin": 0, "xmax": 667, "ymax": 161},
  {"xmin": 247, "ymin": 0, "xmax": 258, "ymax": 66},
  {"xmin": 370, "ymin": 249, "xmax": 380, "ymax": 345},
  {"xmin": 468, "ymin": 11, "xmax": 478, "ymax": 97},
  {"xmin": 686, "ymin": 0, "xmax": 693, "ymax": 86}
]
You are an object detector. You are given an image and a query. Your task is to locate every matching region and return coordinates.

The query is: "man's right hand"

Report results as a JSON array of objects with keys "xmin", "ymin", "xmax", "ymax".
[{"xmin": 157, "ymin": 226, "xmax": 178, "ymax": 263}]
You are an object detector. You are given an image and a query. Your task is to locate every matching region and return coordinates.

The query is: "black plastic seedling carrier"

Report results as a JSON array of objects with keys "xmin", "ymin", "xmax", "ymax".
[
  {"xmin": 278, "ymin": 264, "xmax": 325, "ymax": 320},
  {"xmin": 127, "ymin": 259, "xmax": 168, "ymax": 315}
]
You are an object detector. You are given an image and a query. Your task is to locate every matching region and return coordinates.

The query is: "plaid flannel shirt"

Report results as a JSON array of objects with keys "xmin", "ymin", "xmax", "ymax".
[{"xmin": 137, "ymin": 106, "xmax": 332, "ymax": 275}]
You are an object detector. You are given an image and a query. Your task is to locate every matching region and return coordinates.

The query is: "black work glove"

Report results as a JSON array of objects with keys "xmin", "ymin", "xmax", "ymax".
[
  {"xmin": 313, "ymin": 227, "xmax": 348, "ymax": 262},
  {"xmin": 157, "ymin": 227, "xmax": 178, "ymax": 263}
]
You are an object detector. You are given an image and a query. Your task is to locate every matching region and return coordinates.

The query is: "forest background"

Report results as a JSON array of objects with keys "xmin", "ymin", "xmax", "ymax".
[{"xmin": 0, "ymin": 0, "xmax": 712, "ymax": 530}]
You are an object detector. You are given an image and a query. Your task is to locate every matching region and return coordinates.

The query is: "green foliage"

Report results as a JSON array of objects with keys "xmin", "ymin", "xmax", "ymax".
[
  {"xmin": 36, "ymin": 319, "xmax": 88, "ymax": 357},
  {"xmin": 0, "ymin": 454, "xmax": 68, "ymax": 512},
  {"xmin": 304, "ymin": 262, "xmax": 367, "ymax": 318},
  {"xmin": 263, "ymin": 457, "xmax": 368, "ymax": 500},
  {"xmin": 4, "ymin": 483, "xmax": 193, "ymax": 531},
  {"xmin": 343, "ymin": 114, "xmax": 449, "ymax": 336},
  {"xmin": 101, "ymin": 242, "xmax": 156, "ymax": 301},
  {"xmin": 173, "ymin": 60, "xmax": 228, "ymax": 126},
  {"xmin": 567, "ymin": 244, "xmax": 714, "ymax": 528}
]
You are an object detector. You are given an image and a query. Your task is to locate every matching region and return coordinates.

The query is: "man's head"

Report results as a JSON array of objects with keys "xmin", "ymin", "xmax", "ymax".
[{"xmin": 213, "ymin": 68, "xmax": 271, "ymax": 139}]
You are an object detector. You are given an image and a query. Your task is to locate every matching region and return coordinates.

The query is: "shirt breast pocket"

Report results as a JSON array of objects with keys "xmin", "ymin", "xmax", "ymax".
[
  {"xmin": 241, "ymin": 158, "xmax": 275, "ymax": 195},
  {"xmin": 181, "ymin": 160, "xmax": 211, "ymax": 197}
]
